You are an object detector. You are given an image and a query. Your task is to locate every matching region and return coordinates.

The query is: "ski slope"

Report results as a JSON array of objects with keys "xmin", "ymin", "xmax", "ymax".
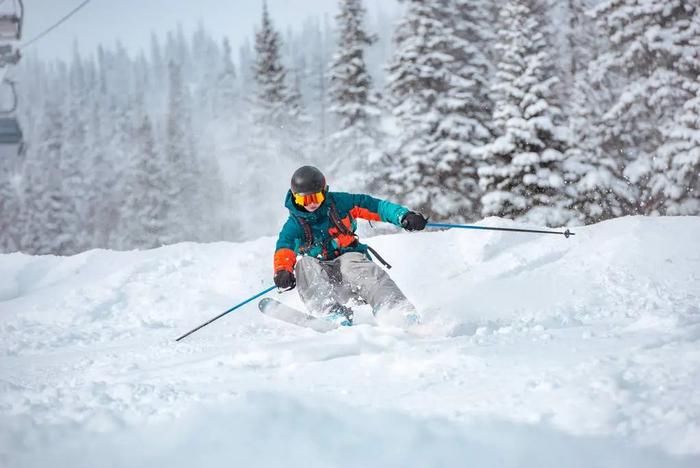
[{"xmin": 1, "ymin": 216, "xmax": 699, "ymax": 468}]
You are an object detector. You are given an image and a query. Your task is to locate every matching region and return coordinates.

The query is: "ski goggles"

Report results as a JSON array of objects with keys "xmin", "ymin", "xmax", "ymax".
[{"xmin": 293, "ymin": 190, "xmax": 325, "ymax": 206}]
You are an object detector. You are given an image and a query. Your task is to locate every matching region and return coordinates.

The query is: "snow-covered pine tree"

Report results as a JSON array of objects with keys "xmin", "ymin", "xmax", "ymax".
[
  {"xmin": 380, "ymin": 0, "xmax": 486, "ymax": 220},
  {"xmin": 148, "ymin": 33, "xmax": 168, "ymax": 114},
  {"xmin": 566, "ymin": 80, "xmax": 638, "ymax": 222},
  {"xmin": 197, "ymin": 146, "xmax": 232, "ymax": 242},
  {"xmin": 60, "ymin": 45, "xmax": 91, "ymax": 252},
  {"xmin": 452, "ymin": 0, "xmax": 494, "ymax": 130},
  {"xmin": 121, "ymin": 108, "xmax": 172, "ymax": 248},
  {"xmin": 433, "ymin": 0, "xmax": 494, "ymax": 220},
  {"xmin": 476, "ymin": 0, "xmax": 577, "ymax": 227},
  {"xmin": 100, "ymin": 87, "xmax": 145, "ymax": 249},
  {"xmin": 191, "ymin": 23, "xmax": 221, "ymax": 123},
  {"xmin": 84, "ymin": 97, "xmax": 117, "ymax": 248},
  {"xmin": 240, "ymin": 2, "xmax": 303, "ymax": 239},
  {"xmin": 38, "ymin": 99, "xmax": 83, "ymax": 254},
  {"xmin": 284, "ymin": 65, "xmax": 313, "ymax": 161},
  {"xmin": 0, "ymin": 161, "xmax": 20, "ymax": 252},
  {"xmin": 208, "ymin": 37, "xmax": 245, "ymax": 191},
  {"xmin": 165, "ymin": 61, "xmax": 201, "ymax": 242},
  {"xmin": 303, "ymin": 18, "xmax": 331, "ymax": 160},
  {"xmin": 150, "ymin": 32, "xmax": 165, "ymax": 82},
  {"xmin": 187, "ymin": 32, "xmax": 233, "ymax": 243},
  {"xmin": 91, "ymin": 45, "xmax": 144, "ymax": 248},
  {"xmin": 18, "ymin": 142, "xmax": 50, "ymax": 254},
  {"xmin": 563, "ymin": 0, "xmax": 636, "ymax": 223},
  {"xmin": 377, "ymin": 0, "xmax": 444, "ymax": 215},
  {"xmin": 656, "ymin": 75, "xmax": 700, "ymax": 215},
  {"xmin": 249, "ymin": 2, "xmax": 310, "ymax": 160},
  {"xmin": 214, "ymin": 38, "xmax": 238, "ymax": 121},
  {"xmin": 327, "ymin": 0, "xmax": 382, "ymax": 191},
  {"xmin": 252, "ymin": 2, "xmax": 291, "ymax": 134},
  {"xmin": 110, "ymin": 41, "xmax": 136, "ymax": 107},
  {"xmin": 165, "ymin": 25, "xmax": 193, "ymax": 83},
  {"xmin": 591, "ymin": 0, "xmax": 700, "ymax": 215}
]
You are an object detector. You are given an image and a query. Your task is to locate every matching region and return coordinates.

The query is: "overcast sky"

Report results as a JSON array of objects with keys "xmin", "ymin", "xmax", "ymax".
[{"xmin": 20, "ymin": 0, "xmax": 401, "ymax": 61}]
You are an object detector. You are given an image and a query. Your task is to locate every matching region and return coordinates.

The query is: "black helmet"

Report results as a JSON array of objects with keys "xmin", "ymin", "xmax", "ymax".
[{"xmin": 291, "ymin": 166, "xmax": 326, "ymax": 195}]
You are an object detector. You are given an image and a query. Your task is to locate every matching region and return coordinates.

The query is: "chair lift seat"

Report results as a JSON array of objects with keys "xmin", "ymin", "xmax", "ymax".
[
  {"xmin": 0, "ymin": 117, "xmax": 22, "ymax": 145},
  {"xmin": 0, "ymin": 14, "xmax": 21, "ymax": 41}
]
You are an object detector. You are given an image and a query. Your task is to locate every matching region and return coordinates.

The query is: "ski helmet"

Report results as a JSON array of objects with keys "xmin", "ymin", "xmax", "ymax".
[{"xmin": 291, "ymin": 166, "xmax": 326, "ymax": 195}]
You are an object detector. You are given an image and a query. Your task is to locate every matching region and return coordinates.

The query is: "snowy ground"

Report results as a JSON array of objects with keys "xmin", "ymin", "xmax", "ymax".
[{"xmin": 1, "ymin": 216, "xmax": 699, "ymax": 468}]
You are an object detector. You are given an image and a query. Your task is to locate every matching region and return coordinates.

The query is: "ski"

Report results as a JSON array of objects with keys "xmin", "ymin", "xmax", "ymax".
[{"xmin": 258, "ymin": 298, "xmax": 344, "ymax": 332}]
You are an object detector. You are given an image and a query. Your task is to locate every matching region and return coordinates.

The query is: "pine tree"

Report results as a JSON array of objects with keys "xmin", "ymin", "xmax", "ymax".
[
  {"xmin": 327, "ymin": 0, "xmax": 382, "ymax": 190},
  {"xmin": 237, "ymin": 2, "xmax": 304, "ymax": 239},
  {"xmin": 197, "ymin": 149, "xmax": 231, "ymax": 242},
  {"xmin": 121, "ymin": 110, "xmax": 172, "ymax": 248},
  {"xmin": 165, "ymin": 61, "xmax": 201, "ymax": 241},
  {"xmin": 435, "ymin": 0, "xmax": 494, "ymax": 220},
  {"xmin": 656, "ymin": 77, "xmax": 700, "ymax": 215},
  {"xmin": 149, "ymin": 32, "xmax": 167, "ymax": 113},
  {"xmin": 33, "ymin": 99, "xmax": 82, "ymax": 254},
  {"xmin": 284, "ymin": 65, "xmax": 313, "ymax": 162},
  {"xmin": 566, "ymin": 79, "xmax": 638, "ymax": 222},
  {"xmin": 248, "ymin": 3, "xmax": 309, "ymax": 168},
  {"xmin": 591, "ymin": 0, "xmax": 700, "ymax": 214},
  {"xmin": 191, "ymin": 23, "xmax": 222, "ymax": 124},
  {"xmin": 565, "ymin": 0, "xmax": 637, "ymax": 223},
  {"xmin": 214, "ymin": 38, "xmax": 238, "ymax": 121},
  {"xmin": 0, "ymin": 163, "xmax": 20, "ymax": 252},
  {"xmin": 476, "ymin": 0, "xmax": 576, "ymax": 227},
  {"xmin": 103, "ymin": 97, "xmax": 141, "ymax": 249},
  {"xmin": 252, "ymin": 2, "xmax": 291, "ymax": 132},
  {"xmin": 380, "ymin": 0, "xmax": 491, "ymax": 221},
  {"xmin": 85, "ymin": 97, "xmax": 117, "ymax": 248},
  {"xmin": 19, "ymin": 143, "xmax": 51, "ymax": 254},
  {"xmin": 452, "ymin": 0, "xmax": 494, "ymax": 131},
  {"xmin": 379, "ymin": 0, "xmax": 445, "ymax": 215},
  {"xmin": 306, "ymin": 18, "xmax": 332, "ymax": 158},
  {"xmin": 60, "ymin": 46, "xmax": 91, "ymax": 252}
]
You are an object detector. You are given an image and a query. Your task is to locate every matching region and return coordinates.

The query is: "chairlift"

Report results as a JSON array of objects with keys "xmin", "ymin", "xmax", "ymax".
[
  {"xmin": 0, "ymin": 44, "xmax": 19, "ymax": 67},
  {"xmin": 1, "ymin": 78, "xmax": 18, "ymax": 113},
  {"xmin": 0, "ymin": 116, "xmax": 23, "ymax": 159},
  {"xmin": 0, "ymin": 0, "xmax": 24, "ymax": 160},
  {"xmin": 0, "ymin": 79, "xmax": 22, "ymax": 158},
  {"xmin": 0, "ymin": 0, "xmax": 24, "ymax": 41}
]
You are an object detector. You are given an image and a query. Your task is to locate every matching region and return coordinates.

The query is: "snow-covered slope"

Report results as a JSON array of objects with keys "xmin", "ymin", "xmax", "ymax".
[{"xmin": 1, "ymin": 216, "xmax": 699, "ymax": 468}]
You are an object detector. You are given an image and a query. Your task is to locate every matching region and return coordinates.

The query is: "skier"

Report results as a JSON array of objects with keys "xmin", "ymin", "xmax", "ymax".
[{"xmin": 273, "ymin": 165, "xmax": 428, "ymax": 325}]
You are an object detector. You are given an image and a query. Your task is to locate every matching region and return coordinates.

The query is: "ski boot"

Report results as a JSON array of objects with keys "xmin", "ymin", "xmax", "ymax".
[{"xmin": 325, "ymin": 304, "xmax": 354, "ymax": 327}]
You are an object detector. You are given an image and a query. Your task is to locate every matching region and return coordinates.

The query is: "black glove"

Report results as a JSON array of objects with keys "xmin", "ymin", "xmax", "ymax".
[
  {"xmin": 274, "ymin": 269, "xmax": 296, "ymax": 290},
  {"xmin": 401, "ymin": 211, "xmax": 428, "ymax": 231}
]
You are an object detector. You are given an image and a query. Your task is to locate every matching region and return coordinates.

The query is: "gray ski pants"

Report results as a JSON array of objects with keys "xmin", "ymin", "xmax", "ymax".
[{"xmin": 294, "ymin": 252, "xmax": 415, "ymax": 316}]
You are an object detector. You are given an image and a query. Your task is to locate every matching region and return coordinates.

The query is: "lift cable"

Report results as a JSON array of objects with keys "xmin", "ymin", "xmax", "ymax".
[{"xmin": 20, "ymin": 0, "xmax": 91, "ymax": 50}]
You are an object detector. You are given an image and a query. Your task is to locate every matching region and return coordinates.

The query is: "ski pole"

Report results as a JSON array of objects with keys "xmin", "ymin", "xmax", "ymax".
[
  {"xmin": 175, "ymin": 285, "xmax": 276, "ymax": 342},
  {"xmin": 426, "ymin": 223, "xmax": 574, "ymax": 238}
]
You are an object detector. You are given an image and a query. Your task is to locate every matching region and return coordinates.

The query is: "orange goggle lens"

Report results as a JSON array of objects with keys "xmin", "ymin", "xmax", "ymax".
[{"xmin": 293, "ymin": 191, "xmax": 325, "ymax": 206}]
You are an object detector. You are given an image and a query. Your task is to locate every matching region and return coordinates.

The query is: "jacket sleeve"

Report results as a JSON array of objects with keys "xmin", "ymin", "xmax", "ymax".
[
  {"xmin": 344, "ymin": 193, "xmax": 409, "ymax": 227},
  {"xmin": 274, "ymin": 217, "xmax": 302, "ymax": 273}
]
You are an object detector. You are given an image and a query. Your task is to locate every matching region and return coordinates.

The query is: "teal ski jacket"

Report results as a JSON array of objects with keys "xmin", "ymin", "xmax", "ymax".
[{"xmin": 273, "ymin": 189, "xmax": 409, "ymax": 273}]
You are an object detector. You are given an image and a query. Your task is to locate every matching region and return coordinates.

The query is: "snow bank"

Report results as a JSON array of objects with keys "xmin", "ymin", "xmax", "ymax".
[
  {"xmin": 2, "ymin": 393, "xmax": 696, "ymax": 468},
  {"xmin": 1, "ymin": 216, "xmax": 699, "ymax": 467}
]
